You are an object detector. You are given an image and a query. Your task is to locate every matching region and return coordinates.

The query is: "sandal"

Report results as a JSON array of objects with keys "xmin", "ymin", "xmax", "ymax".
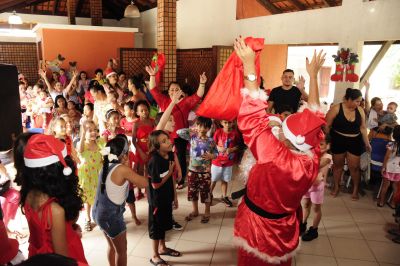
[
  {"xmin": 387, "ymin": 202, "xmax": 396, "ymax": 209},
  {"xmin": 185, "ymin": 213, "xmax": 198, "ymax": 221},
  {"xmin": 176, "ymin": 184, "xmax": 184, "ymax": 190},
  {"xmin": 84, "ymin": 220, "xmax": 92, "ymax": 232},
  {"xmin": 159, "ymin": 247, "xmax": 181, "ymax": 257},
  {"xmin": 201, "ymin": 216, "xmax": 210, "ymax": 224},
  {"xmin": 351, "ymin": 195, "xmax": 359, "ymax": 201},
  {"xmin": 150, "ymin": 258, "xmax": 170, "ymax": 266},
  {"xmin": 377, "ymin": 202, "xmax": 384, "ymax": 208},
  {"xmin": 388, "ymin": 228, "xmax": 400, "ymax": 237}
]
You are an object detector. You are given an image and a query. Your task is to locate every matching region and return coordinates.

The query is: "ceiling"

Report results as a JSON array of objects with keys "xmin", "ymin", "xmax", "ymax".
[
  {"xmin": 0, "ymin": 0, "xmax": 157, "ymax": 21},
  {"xmin": 255, "ymin": 0, "xmax": 342, "ymax": 14}
]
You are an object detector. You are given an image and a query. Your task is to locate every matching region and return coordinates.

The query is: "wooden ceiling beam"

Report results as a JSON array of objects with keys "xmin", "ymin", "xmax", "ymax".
[
  {"xmin": 256, "ymin": 0, "xmax": 282, "ymax": 14},
  {"xmin": 102, "ymin": 0, "xmax": 123, "ymax": 20},
  {"xmin": 289, "ymin": 0, "xmax": 306, "ymax": 10},
  {"xmin": 321, "ymin": 0, "xmax": 337, "ymax": 7},
  {"xmin": 0, "ymin": 0, "xmax": 41, "ymax": 12}
]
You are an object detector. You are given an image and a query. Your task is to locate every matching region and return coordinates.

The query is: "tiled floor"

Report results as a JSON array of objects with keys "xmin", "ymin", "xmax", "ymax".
[
  {"xmin": 10, "ymin": 176, "xmax": 400, "ymax": 266},
  {"xmin": 76, "ymin": 179, "xmax": 400, "ymax": 266}
]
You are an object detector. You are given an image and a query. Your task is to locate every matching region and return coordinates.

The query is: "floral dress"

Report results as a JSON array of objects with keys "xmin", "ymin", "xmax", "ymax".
[{"xmin": 78, "ymin": 138, "xmax": 106, "ymax": 205}]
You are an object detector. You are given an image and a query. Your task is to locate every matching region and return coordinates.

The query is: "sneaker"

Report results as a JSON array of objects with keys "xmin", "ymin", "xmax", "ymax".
[
  {"xmin": 300, "ymin": 222, "xmax": 307, "ymax": 235},
  {"xmin": 172, "ymin": 221, "xmax": 183, "ymax": 231},
  {"xmin": 222, "ymin": 197, "xmax": 233, "ymax": 207},
  {"xmin": 302, "ymin": 226, "xmax": 318, "ymax": 241}
]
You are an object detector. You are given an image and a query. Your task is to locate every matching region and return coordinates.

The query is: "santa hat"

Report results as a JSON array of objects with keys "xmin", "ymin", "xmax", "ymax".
[
  {"xmin": 24, "ymin": 134, "xmax": 72, "ymax": 176},
  {"xmin": 282, "ymin": 109, "xmax": 325, "ymax": 151},
  {"xmin": 105, "ymin": 68, "xmax": 117, "ymax": 78},
  {"xmin": 0, "ymin": 219, "xmax": 19, "ymax": 264}
]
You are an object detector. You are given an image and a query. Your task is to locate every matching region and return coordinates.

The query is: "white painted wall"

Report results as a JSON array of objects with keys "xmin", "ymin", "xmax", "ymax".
[{"xmin": 140, "ymin": 0, "xmax": 400, "ymax": 49}]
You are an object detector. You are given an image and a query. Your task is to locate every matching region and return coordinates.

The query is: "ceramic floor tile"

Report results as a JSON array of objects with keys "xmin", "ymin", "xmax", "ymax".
[
  {"xmin": 343, "ymin": 197, "xmax": 379, "ymax": 210},
  {"xmin": 295, "ymin": 254, "xmax": 337, "ymax": 266},
  {"xmin": 128, "ymin": 256, "xmax": 156, "ymax": 266},
  {"xmin": 323, "ymin": 219, "xmax": 363, "ymax": 239},
  {"xmin": 357, "ymin": 222, "xmax": 393, "ymax": 243},
  {"xmin": 180, "ymin": 222, "xmax": 221, "ymax": 244},
  {"xmin": 170, "ymin": 239, "xmax": 215, "ymax": 266},
  {"xmin": 299, "ymin": 235, "xmax": 334, "ymax": 257},
  {"xmin": 210, "ymin": 243, "xmax": 237, "ymax": 266},
  {"xmin": 130, "ymin": 234, "xmax": 178, "ymax": 258},
  {"xmin": 336, "ymin": 258, "xmax": 379, "ymax": 266},
  {"xmin": 350, "ymin": 209, "xmax": 387, "ymax": 224},
  {"xmin": 330, "ymin": 237, "xmax": 375, "ymax": 261},
  {"xmin": 221, "ymin": 209, "xmax": 237, "ymax": 227},
  {"xmin": 367, "ymin": 240, "xmax": 400, "ymax": 265},
  {"xmin": 216, "ymin": 226, "xmax": 234, "ymax": 244},
  {"xmin": 323, "ymin": 205, "xmax": 354, "ymax": 222}
]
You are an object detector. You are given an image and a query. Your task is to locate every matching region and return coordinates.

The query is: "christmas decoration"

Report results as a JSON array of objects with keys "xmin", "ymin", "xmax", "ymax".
[{"xmin": 331, "ymin": 48, "xmax": 359, "ymax": 82}]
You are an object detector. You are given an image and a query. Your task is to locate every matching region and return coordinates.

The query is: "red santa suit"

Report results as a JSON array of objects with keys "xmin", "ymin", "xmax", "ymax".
[{"xmin": 233, "ymin": 89, "xmax": 325, "ymax": 265}]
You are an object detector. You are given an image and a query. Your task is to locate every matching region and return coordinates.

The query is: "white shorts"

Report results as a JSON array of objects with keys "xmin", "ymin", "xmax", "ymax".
[{"xmin": 211, "ymin": 165, "xmax": 233, "ymax": 182}]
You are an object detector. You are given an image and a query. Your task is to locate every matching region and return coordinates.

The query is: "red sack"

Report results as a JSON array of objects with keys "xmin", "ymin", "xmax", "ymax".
[
  {"xmin": 197, "ymin": 37, "xmax": 264, "ymax": 121},
  {"xmin": 151, "ymin": 53, "xmax": 165, "ymax": 84}
]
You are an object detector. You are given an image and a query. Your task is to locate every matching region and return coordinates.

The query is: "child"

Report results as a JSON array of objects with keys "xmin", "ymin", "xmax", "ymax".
[
  {"xmin": 59, "ymin": 68, "xmax": 69, "ymax": 87},
  {"xmin": 132, "ymin": 100, "xmax": 155, "ymax": 200},
  {"xmin": 13, "ymin": 133, "xmax": 87, "ymax": 263},
  {"xmin": 147, "ymin": 130, "xmax": 181, "ymax": 266},
  {"xmin": 92, "ymin": 135, "xmax": 147, "ymax": 266},
  {"xmin": 49, "ymin": 117, "xmax": 79, "ymax": 164},
  {"xmin": 79, "ymin": 102, "xmax": 94, "ymax": 126},
  {"xmin": 36, "ymin": 88, "xmax": 53, "ymax": 129},
  {"xmin": 106, "ymin": 90, "xmax": 124, "ymax": 115},
  {"xmin": 211, "ymin": 120, "xmax": 241, "ymax": 207},
  {"xmin": 77, "ymin": 120, "xmax": 105, "ymax": 231},
  {"xmin": 379, "ymin": 125, "xmax": 400, "ymax": 208},
  {"xmin": 379, "ymin": 102, "xmax": 398, "ymax": 135},
  {"xmin": 102, "ymin": 109, "xmax": 125, "ymax": 142},
  {"xmin": 178, "ymin": 117, "xmax": 217, "ymax": 224},
  {"xmin": 301, "ymin": 135, "xmax": 332, "ymax": 241},
  {"xmin": 120, "ymin": 101, "xmax": 136, "ymax": 137}
]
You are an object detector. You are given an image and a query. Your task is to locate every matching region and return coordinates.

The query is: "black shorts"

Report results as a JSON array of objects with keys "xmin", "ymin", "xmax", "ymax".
[
  {"xmin": 330, "ymin": 130, "xmax": 364, "ymax": 156},
  {"xmin": 148, "ymin": 203, "xmax": 173, "ymax": 240},
  {"xmin": 126, "ymin": 189, "xmax": 136, "ymax": 204}
]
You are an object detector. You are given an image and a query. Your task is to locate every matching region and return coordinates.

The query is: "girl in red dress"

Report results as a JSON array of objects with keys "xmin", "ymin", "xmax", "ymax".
[{"xmin": 13, "ymin": 133, "xmax": 87, "ymax": 264}]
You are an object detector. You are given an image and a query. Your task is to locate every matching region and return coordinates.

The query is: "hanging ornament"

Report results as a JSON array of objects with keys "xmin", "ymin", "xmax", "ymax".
[{"xmin": 330, "ymin": 48, "xmax": 359, "ymax": 83}]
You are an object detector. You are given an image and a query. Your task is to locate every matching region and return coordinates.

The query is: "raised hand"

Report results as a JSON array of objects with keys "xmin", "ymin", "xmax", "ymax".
[
  {"xmin": 234, "ymin": 37, "xmax": 255, "ymax": 66},
  {"xmin": 171, "ymin": 90, "xmax": 184, "ymax": 104},
  {"xmin": 38, "ymin": 69, "xmax": 46, "ymax": 78},
  {"xmin": 306, "ymin": 50, "xmax": 326, "ymax": 77},
  {"xmin": 297, "ymin": 75, "xmax": 306, "ymax": 90},
  {"xmin": 199, "ymin": 72, "xmax": 207, "ymax": 84},
  {"xmin": 363, "ymin": 80, "xmax": 370, "ymax": 89},
  {"xmin": 145, "ymin": 65, "xmax": 157, "ymax": 76}
]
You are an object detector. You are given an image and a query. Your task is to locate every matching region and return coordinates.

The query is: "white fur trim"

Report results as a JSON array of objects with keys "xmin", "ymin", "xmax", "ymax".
[
  {"xmin": 63, "ymin": 167, "xmax": 72, "ymax": 176},
  {"xmin": 24, "ymin": 146, "xmax": 67, "ymax": 168},
  {"xmin": 295, "ymin": 135, "xmax": 305, "ymax": 145},
  {"xmin": 106, "ymin": 71, "xmax": 117, "ymax": 78},
  {"xmin": 282, "ymin": 119, "xmax": 312, "ymax": 151},
  {"xmin": 298, "ymin": 102, "xmax": 327, "ymax": 115},
  {"xmin": 267, "ymin": 116, "xmax": 282, "ymax": 124},
  {"xmin": 241, "ymin": 88, "xmax": 268, "ymax": 101},
  {"xmin": 233, "ymin": 236, "xmax": 301, "ymax": 264}
]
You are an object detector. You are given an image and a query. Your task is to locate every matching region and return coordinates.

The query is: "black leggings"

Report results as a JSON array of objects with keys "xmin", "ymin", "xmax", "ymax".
[{"xmin": 174, "ymin": 137, "xmax": 188, "ymax": 185}]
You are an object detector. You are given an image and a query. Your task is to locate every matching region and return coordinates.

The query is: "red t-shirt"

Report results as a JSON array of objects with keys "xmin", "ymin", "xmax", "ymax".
[
  {"xmin": 212, "ymin": 128, "xmax": 241, "ymax": 167},
  {"xmin": 102, "ymin": 127, "xmax": 125, "ymax": 141},
  {"xmin": 150, "ymin": 87, "xmax": 201, "ymax": 133},
  {"xmin": 120, "ymin": 117, "xmax": 135, "ymax": 135}
]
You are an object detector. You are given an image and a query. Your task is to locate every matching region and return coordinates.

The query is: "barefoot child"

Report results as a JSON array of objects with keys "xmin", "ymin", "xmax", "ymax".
[
  {"xmin": 77, "ymin": 121, "xmax": 106, "ymax": 232},
  {"xmin": 301, "ymin": 135, "xmax": 332, "ymax": 241}
]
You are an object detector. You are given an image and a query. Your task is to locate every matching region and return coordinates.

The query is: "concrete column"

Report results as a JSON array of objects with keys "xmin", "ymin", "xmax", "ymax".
[{"xmin": 157, "ymin": 0, "xmax": 176, "ymax": 90}]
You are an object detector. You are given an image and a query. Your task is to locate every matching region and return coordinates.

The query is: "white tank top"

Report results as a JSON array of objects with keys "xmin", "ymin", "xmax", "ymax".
[{"xmin": 105, "ymin": 164, "xmax": 129, "ymax": 205}]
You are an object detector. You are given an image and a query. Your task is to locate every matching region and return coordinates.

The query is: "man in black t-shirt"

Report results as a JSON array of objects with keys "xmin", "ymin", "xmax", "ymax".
[{"xmin": 267, "ymin": 69, "xmax": 308, "ymax": 114}]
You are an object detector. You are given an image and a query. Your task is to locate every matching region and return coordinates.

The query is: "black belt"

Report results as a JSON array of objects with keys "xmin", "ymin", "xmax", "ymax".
[{"xmin": 244, "ymin": 194, "xmax": 289, "ymax": 220}]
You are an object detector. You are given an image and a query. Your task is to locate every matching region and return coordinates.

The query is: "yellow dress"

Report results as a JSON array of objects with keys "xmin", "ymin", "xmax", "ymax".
[{"xmin": 78, "ymin": 138, "xmax": 106, "ymax": 205}]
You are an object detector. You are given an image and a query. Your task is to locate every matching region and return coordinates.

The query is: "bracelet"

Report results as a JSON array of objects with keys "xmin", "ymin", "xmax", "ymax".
[
  {"xmin": 200, "ymin": 83, "xmax": 206, "ymax": 85},
  {"xmin": 150, "ymin": 75, "xmax": 155, "ymax": 76}
]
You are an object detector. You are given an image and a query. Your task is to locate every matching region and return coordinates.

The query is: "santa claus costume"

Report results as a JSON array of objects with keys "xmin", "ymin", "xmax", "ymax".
[{"xmin": 198, "ymin": 37, "xmax": 326, "ymax": 265}]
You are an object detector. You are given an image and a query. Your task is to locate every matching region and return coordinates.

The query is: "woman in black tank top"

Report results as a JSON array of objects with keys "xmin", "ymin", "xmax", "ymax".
[{"xmin": 325, "ymin": 88, "xmax": 371, "ymax": 201}]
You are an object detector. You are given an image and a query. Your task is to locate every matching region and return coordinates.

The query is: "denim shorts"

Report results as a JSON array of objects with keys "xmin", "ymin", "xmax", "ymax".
[
  {"xmin": 92, "ymin": 198, "xmax": 126, "ymax": 239},
  {"xmin": 211, "ymin": 165, "xmax": 233, "ymax": 182}
]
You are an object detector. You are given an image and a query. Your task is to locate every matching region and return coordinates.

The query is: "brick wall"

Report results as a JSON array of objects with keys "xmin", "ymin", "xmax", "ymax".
[{"xmin": 0, "ymin": 42, "xmax": 39, "ymax": 85}]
